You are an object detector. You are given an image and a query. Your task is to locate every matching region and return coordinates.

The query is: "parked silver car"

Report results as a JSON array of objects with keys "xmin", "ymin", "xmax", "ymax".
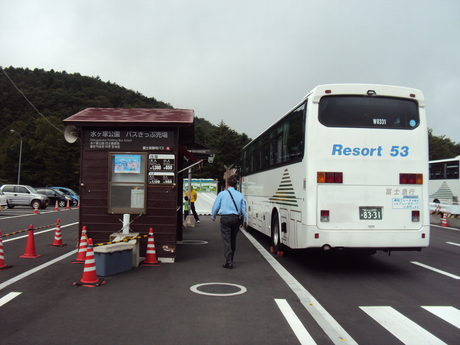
[
  {"xmin": 0, "ymin": 191, "xmax": 7, "ymax": 210},
  {"xmin": 0, "ymin": 184, "xmax": 50, "ymax": 209}
]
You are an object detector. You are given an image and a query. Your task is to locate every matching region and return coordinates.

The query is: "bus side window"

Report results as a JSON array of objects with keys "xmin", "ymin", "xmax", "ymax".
[
  {"xmin": 446, "ymin": 163, "xmax": 459, "ymax": 179},
  {"xmin": 429, "ymin": 163, "xmax": 444, "ymax": 180}
]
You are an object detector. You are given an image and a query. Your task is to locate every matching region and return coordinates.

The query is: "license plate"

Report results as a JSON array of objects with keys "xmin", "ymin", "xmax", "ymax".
[{"xmin": 359, "ymin": 207, "xmax": 382, "ymax": 220}]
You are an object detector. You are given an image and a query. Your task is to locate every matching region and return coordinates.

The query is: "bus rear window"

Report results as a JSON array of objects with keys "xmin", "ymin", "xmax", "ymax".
[{"xmin": 319, "ymin": 96, "xmax": 419, "ymax": 129}]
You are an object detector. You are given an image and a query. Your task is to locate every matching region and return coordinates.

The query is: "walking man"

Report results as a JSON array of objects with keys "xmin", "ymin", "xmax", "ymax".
[{"xmin": 211, "ymin": 177, "xmax": 247, "ymax": 269}]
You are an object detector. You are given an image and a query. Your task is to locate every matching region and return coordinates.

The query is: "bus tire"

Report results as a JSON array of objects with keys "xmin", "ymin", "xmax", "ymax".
[{"xmin": 271, "ymin": 213, "xmax": 281, "ymax": 253}]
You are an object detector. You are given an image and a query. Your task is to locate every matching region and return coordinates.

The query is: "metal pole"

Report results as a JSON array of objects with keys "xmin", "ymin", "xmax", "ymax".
[
  {"xmin": 187, "ymin": 168, "xmax": 192, "ymax": 216},
  {"xmin": 10, "ymin": 130, "xmax": 22, "ymax": 184}
]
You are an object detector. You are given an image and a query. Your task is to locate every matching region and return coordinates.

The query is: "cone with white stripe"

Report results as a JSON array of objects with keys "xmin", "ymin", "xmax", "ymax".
[
  {"xmin": 54, "ymin": 200, "xmax": 59, "ymax": 211},
  {"xmin": 72, "ymin": 226, "xmax": 87, "ymax": 263},
  {"xmin": 442, "ymin": 212, "xmax": 449, "ymax": 227},
  {"xmin": 0, "ymin": 231, "xmax": 12, "ymax": 270},
  {"xmin": 50, "ymin": 219, "xmax": 67, "ymax": 247},
  {"xmin": 142, "ymin": 228, "xmax": 161, "ymax": 266},
  {"xmin": 73, "ymin": 238, "xmax": 106, "ymax": 287}
]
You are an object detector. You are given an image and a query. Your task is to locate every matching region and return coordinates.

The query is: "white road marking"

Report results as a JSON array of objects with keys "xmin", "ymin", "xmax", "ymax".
[
  {"xmin": 446, "ymin": 241, "xmax": 460, "ymax": 247},
  {"xmin": 0, "ymin": 208, "xmax": 77, "ymax": 220},
  {"xmin": 242, "ymin": 229, "xmax": 357, "ymax": 345},
  {"xmin": 0, "ymin": 249, "xmax": 77, "ymax": 291},
  {"xmin": 422, "ymin": 306, "xmax": 460, "ymax": 329},
  {"xmin": 360, "ymin": 306, "xmax": 447, "ymax": 345},
  {"xmin": 2, "ymin": 222, "xmax": 79, "ymax": 242},
  {"xmin": 275, "ymin": 299, "xmax": 317, "ymax": 345},
  {"xmin": 411, "ymin": 261, "xmax": 460, "ymax": 279},
  {"xmin": 0, "ymin": 292, "xmax": 22, "ymax": 307}
]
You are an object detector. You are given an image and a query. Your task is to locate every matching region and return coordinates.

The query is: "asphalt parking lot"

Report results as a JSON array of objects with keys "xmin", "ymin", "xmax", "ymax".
[{"xmin": 0, "ymin": 213, "xmax": 329, "ymax": 345}]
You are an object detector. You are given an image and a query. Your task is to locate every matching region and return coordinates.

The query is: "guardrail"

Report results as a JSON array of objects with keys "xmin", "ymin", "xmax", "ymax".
[
  {"xmin": 0, "ymin": 223, "xmax": 57, "ymax": 237},
  {"xmin": 429, "ymin": 203, "xmax": 460, "ymax": 215}
]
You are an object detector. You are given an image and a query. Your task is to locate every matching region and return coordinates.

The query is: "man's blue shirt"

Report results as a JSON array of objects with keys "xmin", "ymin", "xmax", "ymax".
[{"xmin": 212, "ymin": 187, "xmax": 247, "ymax": 221}]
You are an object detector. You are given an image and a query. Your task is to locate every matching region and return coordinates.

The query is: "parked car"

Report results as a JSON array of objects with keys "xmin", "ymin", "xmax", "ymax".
[
  {"xmin": 50, "ymin": 187, "xmax": 79, "ymax": 206},
  {"xmin": 35, "ymin": 187, "xmax": 73, "ymax": 208},
  {"xmin": 0, "ymin": 191, "xmax": 7, "ymax": 210},
  {"xmin": 0, "ymin": 184, "xmax": 50, "ymax": 209}
]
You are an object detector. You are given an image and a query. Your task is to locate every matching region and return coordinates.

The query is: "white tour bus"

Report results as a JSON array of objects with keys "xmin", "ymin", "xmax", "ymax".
[
  {"xmin": 429, "ymin": 156, "xmax": 460, "ymax": 204},
  {"xmin": 241, "ymin": 84, "xmax": 430, "ymax": 254}
]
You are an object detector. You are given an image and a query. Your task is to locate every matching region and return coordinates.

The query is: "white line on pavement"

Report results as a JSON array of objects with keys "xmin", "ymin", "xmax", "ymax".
[
  {"xmin": 2, "ymin": 222, "xmax": 79, "ymax": 242},
  {"xmin": 360, "ymin": 306, "xmax": 447, "ymax": 345},
  {"xmin": 0, "ymin": 292, "xmax": 22, "ymax": 307},
  {"xmin": 275, "ymin": 299, "xmax": 317, "ymax": 345},
  {"xmin": 422, "ymin": 306, "xmax": 460, "ymax": 329},
  {"xmin": 242, "ymin": 229, "xmax": 357, "ymax": 345},
  {"xmin": 0, "ymin": 249, "xmax": 77, "ymax": 291},
  {"xmin": 411, "ymin": 261, "xmax": 460, "ymax": 279}
]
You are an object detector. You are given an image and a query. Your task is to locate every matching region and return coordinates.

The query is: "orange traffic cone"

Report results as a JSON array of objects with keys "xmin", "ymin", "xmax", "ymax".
[
  {"xmin": 50, "ymin": 219, "xmax": 67, "ymax": 247},
  {"xmin": 0, "ymin": 231, "xmax": 12, "ymax": 270},
  {"xmin": 73, "ymin": 238, "xmax": 106, "ymax": 287},
  {"xmin": 54, "ymin": 200, "xmax": 59, "ymax": 211},
  {"xmin": 66, "ymin": 199, "xmax": 71, "ymax": 210},
  {"xmin": 33, "ymin": 203, "xmax": 39, "ymax": 214},
  {"xmin": 142, "ymin": 228, "xmax": 161, "ymax": 266},
  {"xmin": 72, "ymin": 226, "xmax": 88, "ymax": 263},
  {"xmin": 20, "ymin": 225, "xmax": 41, "ymax": 258},
  {"xmin": 442, "ymin": 212, "xmax": 449, "ymax": 227}
]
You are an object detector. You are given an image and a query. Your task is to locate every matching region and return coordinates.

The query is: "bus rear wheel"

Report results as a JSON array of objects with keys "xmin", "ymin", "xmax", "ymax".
[{"xmin": 271, "ymin": 215, "xmax": 281, "ymax": 253}]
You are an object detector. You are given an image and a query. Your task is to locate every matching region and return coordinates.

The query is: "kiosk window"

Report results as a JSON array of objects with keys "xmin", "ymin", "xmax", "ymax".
[{"xmin": 108, "ymin": 153, "xmax": 147, "ymax": 214}]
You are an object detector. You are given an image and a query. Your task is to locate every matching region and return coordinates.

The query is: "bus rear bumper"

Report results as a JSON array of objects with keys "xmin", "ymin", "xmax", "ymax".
[{"xmin": 302, "ymin": 225, "xmax": 430, "ymax": 252}]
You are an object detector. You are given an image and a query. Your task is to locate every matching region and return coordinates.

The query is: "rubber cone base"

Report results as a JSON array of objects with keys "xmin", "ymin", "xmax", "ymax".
[
  {"xmin": 20, "ymin": 253, "xmax": 41, "ymax": 258},
  {"xmin": 73, "ymin": 279, "xmax": 106, "ymax": 288},
  {"xmin": 71, "ymin": 259, "xmax": 85, "ymax": 264},
  {"xmin": 50, "ymin": 243, "xmax": 67, "ymax": 247},
  {"xmin": 0, "ymin": 264, "xmax": 12, "ymax": 270},
  {"xmin": 142, "ymin": 260, "xmax": 162, "ymax": 266}
]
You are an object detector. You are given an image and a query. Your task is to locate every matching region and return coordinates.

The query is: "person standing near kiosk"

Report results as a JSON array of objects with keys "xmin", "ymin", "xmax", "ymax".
[
  {"xmin": 185, "ymin": 186, "xmax": 200, "ymax": 223},
  {"xmin": 211, "ymin": 177, "xmax": 247, "ymax": 269}
]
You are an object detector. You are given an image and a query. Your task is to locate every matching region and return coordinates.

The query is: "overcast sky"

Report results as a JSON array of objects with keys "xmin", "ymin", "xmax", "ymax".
[{"xmin": 1, "ymin": 0, "xmax": 460, "ymax": 142}]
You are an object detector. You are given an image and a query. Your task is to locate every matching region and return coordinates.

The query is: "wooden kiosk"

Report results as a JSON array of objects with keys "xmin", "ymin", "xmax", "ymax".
[{"xmin": 63, "ymin": 108, "xmax": 198, "ymax": 262}]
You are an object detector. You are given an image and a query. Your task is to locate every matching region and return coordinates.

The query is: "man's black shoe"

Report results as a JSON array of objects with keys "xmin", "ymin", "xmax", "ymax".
[{"xmin": 222, "ymin": 263, "xmax": 233, "ymax": 269}]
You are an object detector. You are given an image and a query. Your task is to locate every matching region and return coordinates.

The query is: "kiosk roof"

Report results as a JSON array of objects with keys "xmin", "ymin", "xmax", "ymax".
[{"xmin": 63, "ymin": 108, "xmax": 194, "ymax": 127}]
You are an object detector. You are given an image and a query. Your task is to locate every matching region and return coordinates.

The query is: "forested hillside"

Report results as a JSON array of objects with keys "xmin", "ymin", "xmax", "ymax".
[
  {"xmin": 1, "ymin": 66, "xmax": 459, "ymax": 191},
  {"xmin": 0, "ymin": 67, "xmax": 250, "ymax": 189}
]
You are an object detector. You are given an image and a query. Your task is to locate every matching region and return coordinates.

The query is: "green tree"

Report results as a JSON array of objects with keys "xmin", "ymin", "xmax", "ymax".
[
  {"xmin": 428, "ymin": 129, "xmax": 460, "ymax": 161},
  {"xmin": 194, "ymin": 121, "xmax": 250, "ymax": 188},
  {"xmin": 0, "ymin": 66, "xmax": 173, "ymax": 189}
]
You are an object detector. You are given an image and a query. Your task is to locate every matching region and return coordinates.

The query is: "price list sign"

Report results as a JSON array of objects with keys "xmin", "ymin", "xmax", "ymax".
[{"xmin": 148, "ymin": 154, "xmax": 175, "ymax": 185}]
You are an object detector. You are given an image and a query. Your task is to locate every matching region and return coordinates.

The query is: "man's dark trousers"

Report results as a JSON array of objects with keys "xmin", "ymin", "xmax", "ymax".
[{"xmin": 220, "ymin": 214, "xmax": 239, "ymax": 266}]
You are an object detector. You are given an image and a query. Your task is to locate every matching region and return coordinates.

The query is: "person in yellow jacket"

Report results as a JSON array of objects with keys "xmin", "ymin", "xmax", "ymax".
[{"xmin": 185, "ymin": 187, "xmax": 200, "ymax": 223}]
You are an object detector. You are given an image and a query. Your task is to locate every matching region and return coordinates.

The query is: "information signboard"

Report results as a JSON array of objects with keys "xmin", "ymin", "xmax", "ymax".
[
  {"xmin": 84, "ymin": 130, "xmax": 174, "ymax": 151},
  {"xmin": 148, "ymin": 154, "xmax": 175, "ymax": 185}
]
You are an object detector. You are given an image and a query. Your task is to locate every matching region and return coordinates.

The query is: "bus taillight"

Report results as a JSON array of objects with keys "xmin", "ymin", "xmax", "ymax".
[
  {"xmin": 318, "ymin": 172, "xmax": 343, "ymax": 183},
  {"xmin": 320, "ymin": 210, "xmax": 330, "ymax": 222},
  {"xmin": 334, "ymin": 172, "xmax": 343, "ymax": 183},
  {"xmin": 399, "ymin": 173, "xmax": 423, "ymax": 184},
  {"xmin": 412, "ymin": 210, "xmax": 420, "ymax": 222}
]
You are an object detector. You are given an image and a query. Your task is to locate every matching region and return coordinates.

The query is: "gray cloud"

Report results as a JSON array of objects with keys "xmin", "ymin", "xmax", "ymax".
[{"xmin": 1, "ymin": 0, "xmax": 459, "ymax": 141}]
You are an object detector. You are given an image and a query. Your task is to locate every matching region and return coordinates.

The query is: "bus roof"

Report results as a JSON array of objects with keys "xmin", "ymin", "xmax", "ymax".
[
  {"xmin": 244, "ymin": 83, "xmax": 425, "ymax": 149},
  {"xmin": 429, "ymin": 156, "xmax": 460, "ymax": 163},
  {"xmin": 308, "ymin": 84, "xmax": 425, "ymax": 107}
]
